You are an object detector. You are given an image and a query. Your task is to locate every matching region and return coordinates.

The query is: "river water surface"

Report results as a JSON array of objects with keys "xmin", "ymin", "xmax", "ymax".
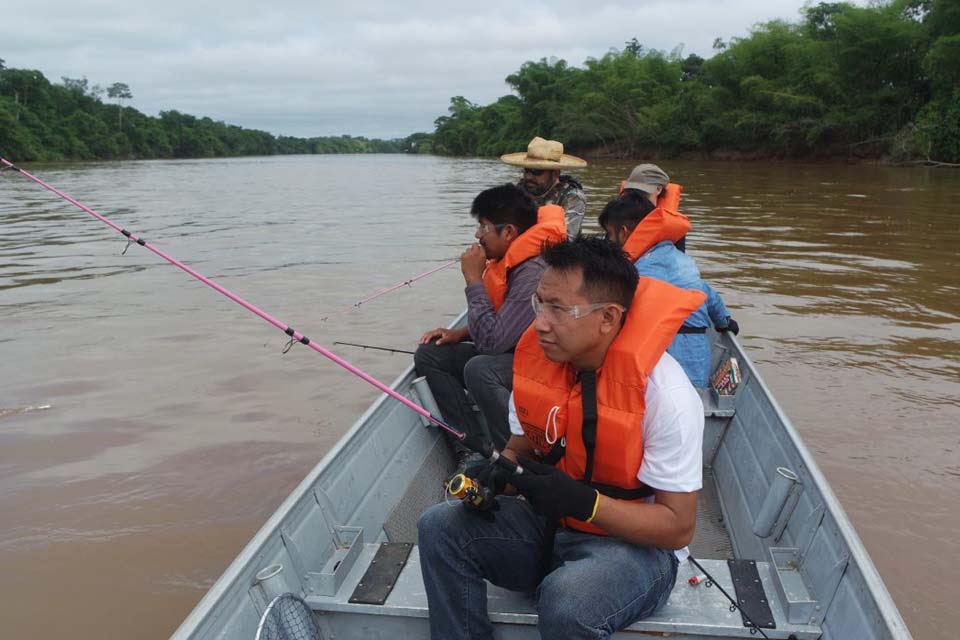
[{"xmin": 1, "ymin": 155, "xmax": 957, "ymax": 638}]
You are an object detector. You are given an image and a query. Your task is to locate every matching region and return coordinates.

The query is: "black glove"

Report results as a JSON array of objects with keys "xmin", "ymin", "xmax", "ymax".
[
  {"xmin": 717, "ymin": 317, "xmax": 739, "ymax": 336},
  {"xmin": 508, "ymin": 456, "xmax": 599, "ymax": 523},
  {"xmin": 469, "ymin": 462, "xmax": 509, "ymax": 496}
]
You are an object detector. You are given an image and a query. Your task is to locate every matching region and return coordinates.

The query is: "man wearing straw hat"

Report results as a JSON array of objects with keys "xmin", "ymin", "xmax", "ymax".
[{"xmin": 502, "ymin": 137, "xmax": 587, "ymax": 239}]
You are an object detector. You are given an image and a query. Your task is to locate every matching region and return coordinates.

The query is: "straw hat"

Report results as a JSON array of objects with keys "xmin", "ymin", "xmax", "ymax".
[{"xmin": 500, "ymin": 137, "xmax": 587, "ymax": 170}]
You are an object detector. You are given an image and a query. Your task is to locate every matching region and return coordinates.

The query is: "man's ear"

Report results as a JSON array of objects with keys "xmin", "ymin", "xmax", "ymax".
[
  {"xmin": 619, "ymin": 225, "xmax": 631, "ymax": 242},
  {"xmin": 599, "ymin": 304, "xmax": 624, "ymax": 334}
]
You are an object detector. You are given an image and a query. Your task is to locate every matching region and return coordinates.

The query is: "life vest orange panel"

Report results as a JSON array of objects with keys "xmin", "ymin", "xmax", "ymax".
[
  {"xmin": 618, "ymin": 181, "xmax": 683, "ymax": 211},
  {"xmin": 512, "ymin": 276, "xmax": 706, "ymax": 535},
  {"xmin": 659, "ymin": 183, "xmax": 682, "ymax": 211},
  {"xmin": 482, "ymin": 205, "xmax": 566, "ymax": 312},
  {"xmin": 621, "ymin": 207, "xmax": 691, "ymax": 262}
]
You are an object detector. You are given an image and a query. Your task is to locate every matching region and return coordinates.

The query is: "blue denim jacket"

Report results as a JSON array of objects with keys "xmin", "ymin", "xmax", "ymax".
[{"xmin": 634, "ymin": 241, "xmax": 730, "ymax": 387}]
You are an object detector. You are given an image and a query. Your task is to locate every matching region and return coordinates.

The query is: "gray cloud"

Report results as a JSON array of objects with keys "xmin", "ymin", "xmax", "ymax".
[{"xmin": 2, "ymin": 0, "xmax": 844, "ymax": 138}]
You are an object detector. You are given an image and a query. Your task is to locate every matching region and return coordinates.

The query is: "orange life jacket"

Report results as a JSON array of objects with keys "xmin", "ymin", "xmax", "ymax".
[
  {"xmin": 482, "ymin": 205, "xmax": 566, "ymax": 311},
  {"xmin": 512, "ymin": 277, "xmax": 706, "ymax": 535},
  {"xmin": 619, "ymin": 181, "xmax": 683, "ymax": 211},
  {"xmin": 621, "ymin": 207, "xmax": 691, "ymax": 262}
]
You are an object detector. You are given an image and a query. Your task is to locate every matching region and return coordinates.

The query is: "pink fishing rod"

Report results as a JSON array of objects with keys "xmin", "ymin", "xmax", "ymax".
[
  {"xmin": 0, "ymin": 156, "xmax": 468, "ymax": 440},
  {"xmin": 319, "ymin": 259, "xmax": 457, "ymax": 322}
]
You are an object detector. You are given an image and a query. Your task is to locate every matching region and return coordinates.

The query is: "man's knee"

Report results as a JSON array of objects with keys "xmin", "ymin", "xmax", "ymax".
[
  {"xmin": 462, "ymin": 355, "xmax": 492, "ymax": 388},
  {"xmin": 463, "ymin": 354, "xmax": 512, "ymax": 390},
  {"xmin": 536, "ymin": 572, "xmax": 607, "ymax": 637},
  {"xmin": 413, "ymin": 342, "xmax": 441, "ymax": 374},
  {"xmin": 418, "ymin": 503, "xmax": 460, "ymax": 550}
]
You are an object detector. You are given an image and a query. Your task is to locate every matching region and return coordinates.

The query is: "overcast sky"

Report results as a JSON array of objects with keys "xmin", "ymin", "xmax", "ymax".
[{"xmin": 3, "ymin": 0, "xmax": 836, "ymax": 139}]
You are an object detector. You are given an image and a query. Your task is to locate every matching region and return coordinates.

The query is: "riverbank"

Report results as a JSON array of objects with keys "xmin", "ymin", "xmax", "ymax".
[{"xmin": 571, "ymin": 144, "xmax": 960, "ymax": 167}]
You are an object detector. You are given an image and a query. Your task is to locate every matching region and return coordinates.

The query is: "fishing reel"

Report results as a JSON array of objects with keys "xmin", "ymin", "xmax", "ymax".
[{"xmin": 447, "ymin": 473, "xmax": 496, "ymax": 510}]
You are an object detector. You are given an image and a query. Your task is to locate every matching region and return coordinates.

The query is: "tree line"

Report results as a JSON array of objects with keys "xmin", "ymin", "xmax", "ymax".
[
  {"xmin": 2, "ymin": 0, "xmax": 957, "ymax": 164},
  {"xmin": 430, "ymin": 0, "xmax": 960, "ymax": 163},
  {"xmin": 0, "ymin": 63, "xmax": 423, "ymax": 161}
]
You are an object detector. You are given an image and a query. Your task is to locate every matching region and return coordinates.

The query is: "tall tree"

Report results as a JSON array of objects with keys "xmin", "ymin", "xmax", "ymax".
[{"xmin": 107, "ymin": 82, "xmax": 132, "ymax": 130}]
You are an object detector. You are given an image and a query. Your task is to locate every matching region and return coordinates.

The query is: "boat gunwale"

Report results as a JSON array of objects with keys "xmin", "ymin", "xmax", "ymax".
[
  {"xmin": 170, "ymin": 358, "xmax": 420, "ymax": 638},
  {"xmin": 724, "ymin": 333, "xmax": 911, "ymax": 637},
  {"xmin": 173, "ymin": 315, "xmax": 911, "ymax": 639}
]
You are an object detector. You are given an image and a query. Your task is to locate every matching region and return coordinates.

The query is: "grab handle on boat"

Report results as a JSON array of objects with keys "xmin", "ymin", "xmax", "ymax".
[
  {"xmin": 255, "ymin": 564, "xmax": 294, "ymax": 601},
  {"xmin": 753, "ymin": 467, "xmax": 800, "ymax": 538}
]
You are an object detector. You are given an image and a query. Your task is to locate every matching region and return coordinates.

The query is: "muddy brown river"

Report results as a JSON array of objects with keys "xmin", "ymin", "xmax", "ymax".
[{"xmin": 1, "ymin": 155, "xmax": 957, "ymax": 638}]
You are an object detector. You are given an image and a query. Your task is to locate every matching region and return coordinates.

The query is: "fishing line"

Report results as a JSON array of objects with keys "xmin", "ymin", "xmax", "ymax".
[
  {"xmin": 0, "ymin": 156, "xmax": 466, "ymax": 440},
  {"xmin": 319, "ymin": 259, "xmax": 457, "ymax": 322},
  {"xmin": 333, "ymin": 342, "xmax": 416, "ymax": 355}
]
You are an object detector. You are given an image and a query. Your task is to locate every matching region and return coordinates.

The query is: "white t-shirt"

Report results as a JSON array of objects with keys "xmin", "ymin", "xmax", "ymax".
[{"xmin": 508, "ymin": 351, "xmax": 704, "ymax": 560}]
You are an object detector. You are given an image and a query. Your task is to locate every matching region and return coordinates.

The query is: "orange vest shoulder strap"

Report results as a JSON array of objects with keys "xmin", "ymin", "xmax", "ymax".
[
  {"xmin": 482, "ymin": 205, "xmax": 567, "ymax": 311},
  {"xmin": 659, "ymin": 183, "xmax": 682, "ymax": 210},
  {"xmin": 621, "ymin": 208, "xmax": 691, "ymax": 262},
  {"xmin": 609, "ymin": 277, "xmax": 706, "ymax": 375}
]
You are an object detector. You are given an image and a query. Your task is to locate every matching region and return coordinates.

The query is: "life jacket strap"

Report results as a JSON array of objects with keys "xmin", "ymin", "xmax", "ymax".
[{"xmin": 580, "ymin": 370, "xmax": 599, "ymax": 483}]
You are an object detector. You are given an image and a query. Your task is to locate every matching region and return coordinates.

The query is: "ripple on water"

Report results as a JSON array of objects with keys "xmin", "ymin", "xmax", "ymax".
[{"xmin": 2, "ymin": 156, "xmax": 960, "ymax": 640}]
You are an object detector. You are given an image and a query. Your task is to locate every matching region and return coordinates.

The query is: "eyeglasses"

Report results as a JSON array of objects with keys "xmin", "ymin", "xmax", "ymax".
[
  {"xmin": 476, "ymin": 222, "xmax": 507, "ymax": 236},
  {"xmin": 523, "ymin": 168, "xmax": 547, "ymax": 177},
  {"xmin": 531, "ymin": 293, "xmax": 624, "ymax": 323}
]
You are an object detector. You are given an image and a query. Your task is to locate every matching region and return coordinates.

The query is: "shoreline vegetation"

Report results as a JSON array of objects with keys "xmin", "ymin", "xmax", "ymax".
[{"xmin": 2, "ymin": 0, "xmax": 958, "ymax": 165}]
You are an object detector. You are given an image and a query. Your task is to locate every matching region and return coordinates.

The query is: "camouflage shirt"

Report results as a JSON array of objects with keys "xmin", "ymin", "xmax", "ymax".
[{"xmin": 520, "ymin": 175, "xmax": 586, "ymax": 239}]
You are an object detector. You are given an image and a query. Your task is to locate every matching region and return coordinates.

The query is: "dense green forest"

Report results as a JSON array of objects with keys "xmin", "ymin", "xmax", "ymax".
[
  {"xmin": 431, "ymin": 0, "xmax": 960, "ymax": 162},
  {"xmin": 2, "ymin": 0, "xmax": 957, "ymax": 163},
  {"xmin": 0, "ymin": 64, "xmax": 422, "ymax": 161}
]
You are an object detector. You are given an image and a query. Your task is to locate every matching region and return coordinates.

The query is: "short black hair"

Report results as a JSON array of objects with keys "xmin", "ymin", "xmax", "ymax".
[
  {"xmin": 471, "ymin": 184, "xmax": 538, "ymax": 234},
  {"xmin": 597, "ymin": 192, "xmax": 656, "ymax": 232},
  {"xmin": 541, "ymin": 236, "xmax": 638, "ymax": 310}
]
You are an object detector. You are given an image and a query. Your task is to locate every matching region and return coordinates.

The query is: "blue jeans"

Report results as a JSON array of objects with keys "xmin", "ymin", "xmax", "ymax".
[{"xmin": 418, "ymin": 497, "xmax": 678, "ymax": 640}]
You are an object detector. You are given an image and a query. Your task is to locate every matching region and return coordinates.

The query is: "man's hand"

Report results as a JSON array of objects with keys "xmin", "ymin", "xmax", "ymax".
[
  {"xmin": 419, "ymin": 327, "xmax": 468, "ymax": 345},
  {"xmin": 509, "ymin": 456, "xmax": 599, "ymax": 523},
  {"xmin": 459, "ymin": 463, "xmax": 508, "ymax": 518},
  {"xmin": 460, "ymin": 244, "xmax": 487, "ymax": 285},
  {"xmin": 717, "ymin": 317, "xmax": 740, "ymax": 336}
]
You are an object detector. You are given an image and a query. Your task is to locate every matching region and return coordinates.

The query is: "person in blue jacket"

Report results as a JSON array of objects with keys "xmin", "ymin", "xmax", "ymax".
[{"xmin": 599, "ymin": 193, "xmax": 739, "ymax": 387}]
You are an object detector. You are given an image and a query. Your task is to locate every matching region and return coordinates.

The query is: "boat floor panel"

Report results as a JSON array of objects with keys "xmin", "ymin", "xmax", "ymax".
[
  {"xmin": 306, "ymin": 546, "xmax": 821, "ymax": 639},
  {"xmin": 691, "ymin": 468, "xmax": 734, "ymax": 559}
]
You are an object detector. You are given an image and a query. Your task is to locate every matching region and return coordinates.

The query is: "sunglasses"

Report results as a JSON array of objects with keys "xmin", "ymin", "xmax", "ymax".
[{"xmin": 523, "ymin": 168, "xmax": 548, "ymax": 177}]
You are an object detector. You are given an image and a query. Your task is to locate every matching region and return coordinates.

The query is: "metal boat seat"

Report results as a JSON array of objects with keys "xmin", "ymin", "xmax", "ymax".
[{"xmin": 304, "ymin": 544, "xmax": 822, "ymax": 639}]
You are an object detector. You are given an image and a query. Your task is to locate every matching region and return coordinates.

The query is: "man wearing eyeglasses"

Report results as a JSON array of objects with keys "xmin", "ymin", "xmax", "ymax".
[
  {"xmin": 419, "ymin": 237, "xmax": 707, "ymax": 640},
  {"xmin": 415, "ymin": 184, "xmax": 566, "ymax": 476},
  {"xmin": 501, "ymin": 137, "xmax": 587, "ymax": 239}
]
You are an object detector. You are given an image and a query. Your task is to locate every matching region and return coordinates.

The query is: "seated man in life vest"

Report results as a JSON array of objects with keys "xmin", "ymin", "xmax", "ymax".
[
  {"xmin": 600, "ymin": 194, "xmax": 739, "ymax": 388},
  {"xmin": 415, "ymin": 184, "xmax": 566, "ymax": 472},
  {"xmin": 620, "ymin": 163, "xmax": 687, "ymax": 252},
  {"xmin": 501, "ymin": 136, "xmax": 587, "ymax": 239},
  {"xmin": 418, "ymin": 237, "xmax": 706, "ymax": 640}
]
